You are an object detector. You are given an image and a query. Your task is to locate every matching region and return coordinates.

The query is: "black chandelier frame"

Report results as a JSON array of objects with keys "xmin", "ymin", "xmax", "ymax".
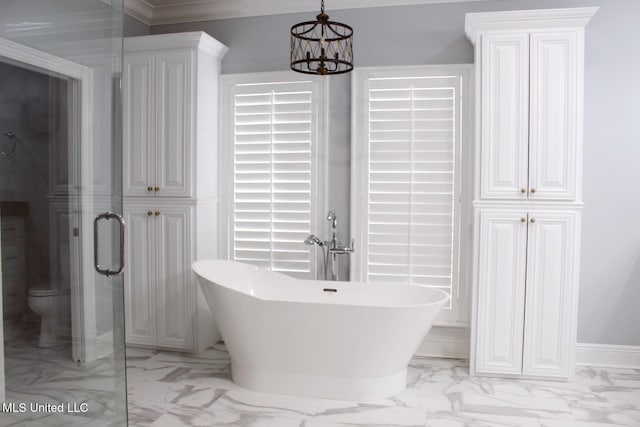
[{"xmin": 290, "ymin": 0, "xmax": 354, "ymax": 75}]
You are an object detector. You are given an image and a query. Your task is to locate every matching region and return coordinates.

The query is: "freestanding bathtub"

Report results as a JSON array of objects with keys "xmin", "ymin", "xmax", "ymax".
[{"xmin": 192, "ymin": 259, "xmax": 449, "ymax": 401}]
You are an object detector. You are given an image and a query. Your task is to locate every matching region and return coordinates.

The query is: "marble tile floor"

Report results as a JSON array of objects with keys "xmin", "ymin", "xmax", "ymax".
[
  {"xmin": 126, "ymin": 343, "xmax": 640, "ymax": 427},
  {"xmin": 1, "ymin": 326, "xmax": 127, "ymax": 426}
]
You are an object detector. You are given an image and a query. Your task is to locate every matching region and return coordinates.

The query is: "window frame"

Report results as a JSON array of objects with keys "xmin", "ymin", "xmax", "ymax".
[
  {"xmin": 350, "ymin": 65, "xmax": 473, "ymax": 326},
  {"xmin": 219, "ymin": 71, "xmax": 328, "ymax": 279}
]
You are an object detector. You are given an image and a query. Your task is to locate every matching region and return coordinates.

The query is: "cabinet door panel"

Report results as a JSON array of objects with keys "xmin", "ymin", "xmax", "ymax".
[
  {"xmin": 529, "ymin": 32, "xmax": 579, "ymax": 200},
  {"xmin": 475, "ymin": 210, "xmax": 528, "ymax": 375},
  {"xmin": 123, "ymin": 54, "xmax": 155, "ymax": 197},
  {"xmin": 124, "ymin": 207, "xmax": 157, "ymax": 346},
  {"xmin": 523, "ymin": 212, "xmax": 578, "ymax": 378},
  {"xmin": 480, "ymin": 34, "xmax": 530, "ymax": 200},
  {"xmin": 156, "ymin": 51, "xmax": 193, "ymax": 198},
  {"xmin": 156, "ymin": 205, "xmax": 194, "ymax": 350}
]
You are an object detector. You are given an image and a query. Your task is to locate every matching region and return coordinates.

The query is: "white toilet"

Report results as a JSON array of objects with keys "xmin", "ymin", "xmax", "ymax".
[{"xmin": 27, "ymin": 286, "xmax": 70, "ymax": 347}]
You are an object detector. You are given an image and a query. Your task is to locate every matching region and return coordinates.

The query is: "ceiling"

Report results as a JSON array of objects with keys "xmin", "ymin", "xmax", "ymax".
[{"xmin": 125, "ymin": 0, "xmax": 492, "ymax": 26}]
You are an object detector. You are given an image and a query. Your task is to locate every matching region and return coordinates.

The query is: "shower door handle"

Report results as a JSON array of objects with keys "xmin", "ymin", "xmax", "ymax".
[{"xmin": 94, "ymin": 212, "xmax": 126, "ymax": 277}]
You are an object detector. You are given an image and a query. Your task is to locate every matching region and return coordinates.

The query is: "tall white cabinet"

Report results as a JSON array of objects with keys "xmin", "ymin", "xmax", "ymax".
[
  {"xmin": 466, "ymin": 8, "xmax": 597, "ymax": 379},
  {"xmin": 123, "ymin": 32, "xmax": 227, "ymax": 352}
]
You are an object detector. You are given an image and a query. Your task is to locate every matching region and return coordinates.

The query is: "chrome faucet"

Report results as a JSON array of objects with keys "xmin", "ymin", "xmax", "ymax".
[
  {"xmin": 304, "ymin": 210, "xmax": 354, "ymax": 281},
  {"xmin": 327, "ymin": 210, "xmax": 338, "ymax": 247},
  {"xmin": 304, "ymin": 234, "xmax": 325, "ymax": 247}
]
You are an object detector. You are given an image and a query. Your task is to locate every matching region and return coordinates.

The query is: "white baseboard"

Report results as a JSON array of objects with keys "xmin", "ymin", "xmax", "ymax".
[
  {"xmin": 576, "ymin": 343, "xmax": 640, "ymax": 369},
  {"xmin": 415, "ymin": 326, "xmax": 469, "ymax": 359},
  {"xmin": 415, "ymin": 331, "xmax": 640, "ymax": 370}
]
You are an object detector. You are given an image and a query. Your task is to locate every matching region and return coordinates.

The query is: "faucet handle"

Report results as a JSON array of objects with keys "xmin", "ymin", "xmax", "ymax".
[
  {"xmin": 328, "ymin": 239, "xmax": 355, "ymax": 255},
  {"xmin": 342, "ymin": 239, "xmax": 356, "ymax": 253}
]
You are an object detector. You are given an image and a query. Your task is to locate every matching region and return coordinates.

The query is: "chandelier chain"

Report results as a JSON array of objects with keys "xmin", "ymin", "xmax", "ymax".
[{"xmin": 321, "ymin": 0, "xmax": 325, "ymax": 14}]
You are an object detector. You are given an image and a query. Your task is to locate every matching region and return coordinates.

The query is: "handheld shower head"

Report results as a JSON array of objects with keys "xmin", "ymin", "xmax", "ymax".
[{"xmin": 304, "ymin": 234, "xmax": 324, "ymax": 247}]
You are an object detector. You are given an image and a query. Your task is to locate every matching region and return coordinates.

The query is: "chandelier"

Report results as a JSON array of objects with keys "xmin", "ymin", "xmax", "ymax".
[{"xmin": 290, "ymin": 0, "xmax": 354, "ymax": 75}]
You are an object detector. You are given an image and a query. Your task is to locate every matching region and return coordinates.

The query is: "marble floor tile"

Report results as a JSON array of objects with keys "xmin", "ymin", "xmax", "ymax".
[
  {"xmin": 306, "ymin": 421, "xmax": 419, "ymax": 427},
  {"xmin": 149, "ymin": 404, "xmax": 305, "ymax": 427},
  {"xmin": 207, "ymin": 388, "xmax": 321, "ymax": 420},
  {"xmin": 538, "ymin": 421, "xmax": 627, "ymax": 427},
  {"xmin": 0, "ymin": 412, "xmax": 113, "ymax": 427},
  {"xmin": 567, "ymin": 398, "xmax": 640, "ymax": 425},
  {"xmin": 127, "ymin": 399, "xmax": 175, "ymax": 426},
  {"xmin": 146, "ymin": 343, "xmax": 230, "ymax": 368},
  {"xmin": 124, "ymin": 346, "xmax": 640, "ymax": 427},
  {"xmin": 2, "ymin": 327, "xmax": 127, "ymax": 427},
  {"xmin": 388, "ymin": 386, "xmax": 454, "ymax": 412},
  {"xmin": 302, "ymin": 422, "xmax": 359, "ymax": 427},
  {"xmin": 127, "ymin": 363, "xmax": 237, "ymax": 392},
  {"xmin": 312, "ymin": 404, "xmax": 427, "ymax": 426},
  {"xmin": 11, "ymin": 337, "xmax": 635, "ymax": 427},
  {"xmin": 128, "ymin": 345, "xmax": 640, "ymax": 427},
  {"xmin": 126, "ymin": 361, "xmax": 189, "ymax": 383},
  {"xmin": 126, "ymin": 347, "xmax": 160, "ymax": 362},
  {"xmin": 461, "ymin": 390, "xmax": 571, "ymax": 417},
  {"xmin": 428, "ymin": 412, "xmax": 543, "ymax": 427},
  {"xmin": 128, "ymin": 380, "xmax": 227, "ymax": 409}
]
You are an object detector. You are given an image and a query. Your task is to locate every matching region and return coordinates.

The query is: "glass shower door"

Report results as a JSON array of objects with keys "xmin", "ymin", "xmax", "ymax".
[{"xmin": 0, "ymin": 0, "xmax": 127, "ymax": 425}]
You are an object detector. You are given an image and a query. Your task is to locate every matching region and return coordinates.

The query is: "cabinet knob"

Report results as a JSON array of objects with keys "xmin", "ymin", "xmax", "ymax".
[
  {"xmin": 520, "ymin": 188, "xmax": 527, "ymax": 194},
  {"xmin": 154, "ymin": 187, "xmax": 160, "ymax": 192},
  {"xmin": 520, "ymin": 217, "xmax": 526, "ymax": 223},
  {"xmin": 147, "ymin": 186, "xmax": 153, "ymax": 192},
  {"xmin": 530, "ymin": 188, "xmax": 536, "ymax": 194},
  {"xmin": 530, "ymin": 218, "xmax": 536, "ymax": 223},
  {"xmin": 155, "ymin": 211, "xmax": 160, "ymax": 216},
  {"xmin": 147, "ymin": 211, "xmax": 153, "ymax": 216}
]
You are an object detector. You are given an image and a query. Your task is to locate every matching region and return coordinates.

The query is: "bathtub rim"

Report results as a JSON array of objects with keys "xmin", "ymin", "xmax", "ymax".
[{"xmin": 193, "ymin": 259, "xmax": 451, "ymax": 309}]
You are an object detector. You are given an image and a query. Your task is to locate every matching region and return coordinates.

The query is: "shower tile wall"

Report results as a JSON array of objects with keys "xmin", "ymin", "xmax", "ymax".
[
  {"xmin": 0, "ymin": 62, "xmax": 50, "ymax": 287},
  {"xmin": 0, "ymin": 204, "xmax": 27, "ymax": 325}
]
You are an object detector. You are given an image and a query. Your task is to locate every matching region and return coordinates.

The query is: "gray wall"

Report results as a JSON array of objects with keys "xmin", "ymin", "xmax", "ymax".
[
  {"xmin": 124, "ymin": 14, "xmax": 150, "ymax": 37},
  {"xmin": 151, "ymin": 0, "xmax": 640, "ymax": 346}
]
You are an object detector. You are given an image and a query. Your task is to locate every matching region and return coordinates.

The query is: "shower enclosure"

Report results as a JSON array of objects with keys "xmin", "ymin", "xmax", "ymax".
[{"xmin": 0, "ymin": 0, "xmax": 126, "ymax": 425}]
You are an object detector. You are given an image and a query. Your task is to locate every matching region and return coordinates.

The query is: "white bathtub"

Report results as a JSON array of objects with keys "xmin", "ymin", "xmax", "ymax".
[{"xmin": 192, "ymin": 259, "xmax": 449, "ymax": 401}]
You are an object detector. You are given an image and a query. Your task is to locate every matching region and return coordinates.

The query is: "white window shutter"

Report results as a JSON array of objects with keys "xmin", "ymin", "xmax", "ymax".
[
  {"xmin": 230, "ymin": 80, "xmax": 320, "ymax": 278},
  {"xmin": 360, "ymin": 74, "xmax": 463, "ymax": 309}
]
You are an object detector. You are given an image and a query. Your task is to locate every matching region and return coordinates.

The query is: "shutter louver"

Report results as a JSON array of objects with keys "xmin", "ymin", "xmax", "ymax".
[
  {"xmin": 231, "ymin": 81, "xmax": 316, "ymax": 278},
  {"xmin": 366, "ymin": 76, "xmax": 461, "ymax": 301}
]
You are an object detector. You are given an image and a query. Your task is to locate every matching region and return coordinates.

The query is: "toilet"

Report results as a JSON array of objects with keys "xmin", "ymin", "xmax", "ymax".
[{"xmin": 27, "ymin": 286, "xmax": 70, "ymax": 347}]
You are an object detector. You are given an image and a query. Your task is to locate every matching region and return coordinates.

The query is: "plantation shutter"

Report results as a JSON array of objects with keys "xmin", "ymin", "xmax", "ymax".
[
  {"xmin": 230, "ymin": 80, "xmax": 318, "ymax": 278},
  {"xmin": 365, "ymin": 76, "xmax": 461, "ymax": 298}
]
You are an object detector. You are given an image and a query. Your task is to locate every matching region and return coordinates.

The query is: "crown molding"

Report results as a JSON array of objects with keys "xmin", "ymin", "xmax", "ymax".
[
  {"xmin": 124, "ymin": 0, "xmax": 492, "ymax": 26},
  {"xmin": 124, "ymin": 31, "xmax": 228, "ymax": 58},
  {"xmin": 465, "ymin": 7, "xmax": 599, "ymax": 44},
  {"xmin": 124, "ymin": 0, "xmax": 154, "ymax": 25}
]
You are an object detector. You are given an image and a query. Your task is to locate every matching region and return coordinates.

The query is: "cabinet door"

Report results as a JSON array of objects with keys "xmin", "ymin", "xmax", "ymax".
[
  {"xmin": 123, "ymin": 206, "xmax": 157, "ymax": 346},
  {"xmin": 480, "ymin": 34, "xmax": 530, "ymax": 200},
  {"xmin": 529, "ymin": 32, "xmax": 579, "ymax": 200},
  {"xmin": 123, "ymin": 53, "xmax": 156, "ymax": 197},
  {"xmin": 156, "ymin": 50, "xmax": 193, "ymax": 198},
  {"xmin": 155, "ymin": 205, "xmax": 194, "ymax": 350},
  {"xmin": 475, "ymin": 209, "xmax": 528, "ymax": 375},
  {"xmin": 523, "ymin": 211, "xmax": 578, "ymax": 378}
]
